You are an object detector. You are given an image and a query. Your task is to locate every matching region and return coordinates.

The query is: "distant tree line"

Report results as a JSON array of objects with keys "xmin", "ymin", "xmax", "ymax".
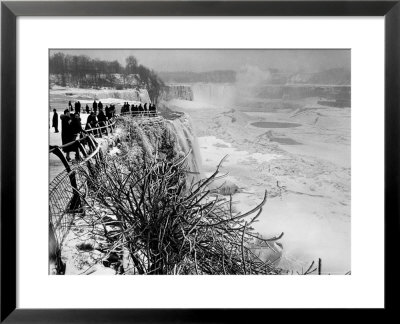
[{"xmin": 49, "ymin": 53, "xmax": 164, "ymax": 103}]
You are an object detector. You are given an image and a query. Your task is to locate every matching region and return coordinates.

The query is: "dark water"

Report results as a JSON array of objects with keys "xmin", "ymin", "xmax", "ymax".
[{"xmin": 251, "ymin": 121, "xmax": 302, "ymax": 128}]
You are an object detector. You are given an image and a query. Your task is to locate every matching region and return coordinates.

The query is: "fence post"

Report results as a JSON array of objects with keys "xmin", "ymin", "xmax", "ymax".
[
  {"xmin": 77, "ymin": 141, "xmax": 88, "ymax": 159},
  {"xmin": 105, "ymin": 121, "xmax": 109, "ymax": 136},
  {"xmin": 97, "ymin": 123, "xmax": 102, "ymax": 138},
  {"xmin": 86, "ymin": 134, "xmax": 97, "ymax": 153}
]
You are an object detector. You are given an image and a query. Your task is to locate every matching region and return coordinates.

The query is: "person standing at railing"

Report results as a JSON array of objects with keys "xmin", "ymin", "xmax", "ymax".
[
  {"xmin": 106, "ymin": 105, "xmax": 113, "ymax": 120},
  {"xmin": 71, "ymin": 112, "xmax": 86, "ymax": 136},
  {"xmin": 97, "ymin": 107, "xmax": 107, "ymax": 133},
  {"xmin": 110, "ymin": 104, "xmax": 116, "ymax": 117},
  {"xmin": 52, "ymin": 109, "xmax": 59, "ymax": 133},
  {"xmin": 138, "ymin": 103, "xmax": 143, "ymax": 116},
  {"xmin": 85, "ymin": 111, "xmax": 98, "ymax": 135},
  {"xmin": 70, "ymin": 112, "xmax": 87, "ymax": 161},
  {"xmin": 98, "ymin": 101, "xmax": 103, "ymax": 110},
  {"xmin": 149, "ymin": 103, "xmax": 156, "ymax": 117},
  {"xmin": 68, "ymin": 101, "xmax": 73, "ymax": 112},
  {"xmin": 93, "ymin": 100, "xmax": 98, "ymax": 114},
  {"xmin": 85, "ymin": 104, "xmax": 90, "ymax": 114},
  {"xmin": 60, "ymin": 109, "xmax": 73, "ymax": 161}
]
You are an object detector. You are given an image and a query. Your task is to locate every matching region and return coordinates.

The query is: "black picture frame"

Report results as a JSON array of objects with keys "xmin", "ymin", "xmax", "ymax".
[{"xmin": 1, "ymin": 0, "xmax": 399, "ymax": 322}]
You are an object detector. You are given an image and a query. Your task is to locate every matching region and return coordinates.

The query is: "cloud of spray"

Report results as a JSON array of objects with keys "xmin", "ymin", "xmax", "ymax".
[
  {"xmin": 189, "ymin": 65, "xmax": 272, "ymax": 108},
  {"xmin": 236, "ymin": 65, "xmax": 272, "ymax": 88},
  {"xmin": 234, "ymin": 65, "xmax": 272, "ymax": 103}
]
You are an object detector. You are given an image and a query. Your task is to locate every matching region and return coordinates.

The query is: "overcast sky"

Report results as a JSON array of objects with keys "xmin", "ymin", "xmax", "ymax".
[{"xmin": 51, "ymin": 49, "xmax": 350, "ymax": 73}]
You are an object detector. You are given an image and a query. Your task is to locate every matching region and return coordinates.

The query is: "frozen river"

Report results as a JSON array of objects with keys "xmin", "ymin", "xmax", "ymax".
[{"xmin": 167, "ymin": 95, "xmax": 351, "ymax": 274}]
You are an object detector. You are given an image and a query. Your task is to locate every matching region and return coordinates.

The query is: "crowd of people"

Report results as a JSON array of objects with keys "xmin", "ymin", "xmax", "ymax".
[
  {"xmin": 51, "ymin": 99, "xmax": 157, "ymax": 162},
  {"xmin": 58, "ymin": 110, "xmax": 87, "ymax": 162},
  {"xmin": 121, "ymin": 102, "xmax": 157, "ymax": 116},
  {"xmin": 84, "ymin": 100, "xmax": 116, "ymax": 135},
  {"xmin": 52, "ymin": 100, "xmax": 116, "ymax": 161},
  {"xmin": 67, "ymin": 100, "xmax": 116, "ymax": 119}
]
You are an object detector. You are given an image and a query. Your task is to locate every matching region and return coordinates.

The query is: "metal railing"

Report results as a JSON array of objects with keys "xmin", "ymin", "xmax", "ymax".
[
  {"xmin": 48, "ymin": 113, "xmax": 154, "ymax": 274},
  {"xmin": 120, "ymin": 110, "xmax": 158, "ymax": 117},
  {"xmin": 84, "ymin": 117, "xmax": 117, "ymax": 138},
  {"xmin": 49, "ymin": 135, "xmax": 100, "ymax": 239},
  {"xmin": 49, "ymin": 118, "xmax": 117, "ymax": 274}
]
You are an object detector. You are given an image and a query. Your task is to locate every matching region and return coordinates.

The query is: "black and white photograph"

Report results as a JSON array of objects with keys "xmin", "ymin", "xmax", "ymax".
[{"xmin": 49, "ymin": 49, "xmax": 351, "ymax": 276}]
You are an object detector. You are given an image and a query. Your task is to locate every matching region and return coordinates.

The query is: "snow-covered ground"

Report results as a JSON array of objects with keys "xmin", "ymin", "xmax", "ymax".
[{"xmin": 198, "ymin": 136, "xmax": 280, "ymax": 167}]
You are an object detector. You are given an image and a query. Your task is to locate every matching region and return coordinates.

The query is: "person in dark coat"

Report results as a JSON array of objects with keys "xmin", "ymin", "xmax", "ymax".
[
  {"xmin": 93, "ymin": 100, "xmax": 98, "ymax": 113},
  {"xmin": 76, "ymin": 101, "xmax": 81, "ymax": 114},
  {"xmin": 85, "ymin": 111, "xmax": 98, "ymax": 135},
  {"xmin": 97, "ymin": 108, "xmax": 108, "ymax": 134},
  {"xmin": 97, "ymin": 107, "xmax": 107, "ymax": 124},
  {"xmin": 106, "ymin": 106, "xmax": 113, "ymax": 120},
  {"xmin": 149, "ymin": 104, "xmax": 155, "ymax": 116},
  {"xmin": 69, "ymin": 112, "xmax": 87, "ymax": 161},
  {"xmin": 70, "ymin": 113, "xmax": 85, "ymax": 135},
  {"xmin": 85, "ymin": 104, "xmax": 90, "ymax": 114},
  {"xmin": 110, "ymin": 104, "xmax": 115, "ymax": 117},
  {"xmin": 98, "ymin": 101, "xmax": 103, "ymax": 110},
  {"xmin": 52, "ymin": 109, "xmax": 59, "ymax": 133},
  {"xmin": 68, "ymin": 101, "xmax": 73, "ymax": 112},
  {"xmin": 97, "ymin": 108, "xmax": 107, "ymax": 123},
  {"xmin": 60, "ymin": 109, "xmax": 73, "ymax": 161},
  {"xmin": 86, "ymin": 112, "xmax": 97, "ymax": 128}
]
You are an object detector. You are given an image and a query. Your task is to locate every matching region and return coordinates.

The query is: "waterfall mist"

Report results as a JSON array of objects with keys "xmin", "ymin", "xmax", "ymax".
[{"xmin": 190, "ymin": 65, "xmax": 272, "ymax": 107}]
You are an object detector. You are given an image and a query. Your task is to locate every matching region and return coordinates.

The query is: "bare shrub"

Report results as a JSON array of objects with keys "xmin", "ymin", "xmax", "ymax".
[{"xmin": 78, "ymin": 151, "xmax": 284, "ymax": 275}]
